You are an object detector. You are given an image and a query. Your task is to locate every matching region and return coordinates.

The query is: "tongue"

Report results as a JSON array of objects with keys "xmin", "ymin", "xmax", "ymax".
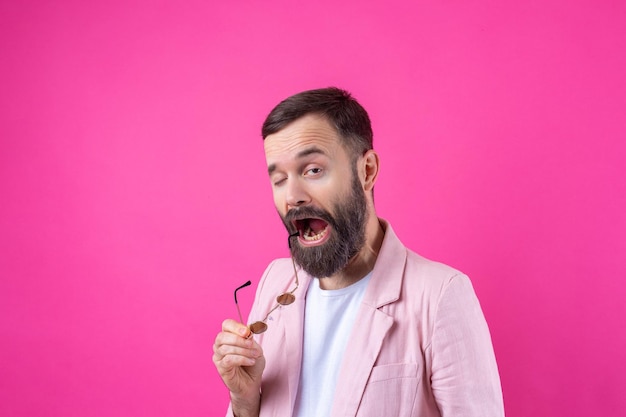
[{"xmin": 308, "ymin": 218, "xmax": 328, "ymax": 233}]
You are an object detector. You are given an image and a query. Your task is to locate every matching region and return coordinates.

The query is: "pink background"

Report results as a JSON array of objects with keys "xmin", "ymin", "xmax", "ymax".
[{"xmin": 1, "ymin": 1, "xmax": 624, "ymax": 416}]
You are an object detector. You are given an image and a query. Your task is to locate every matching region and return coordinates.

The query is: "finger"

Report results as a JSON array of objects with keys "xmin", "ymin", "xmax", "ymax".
[
  {"xmin": 213, "ymin": 335, "xmax": 255, "ymax": 358},
  {"xmin": 213, "ymin": 348, "xmax": 258, "ymax": 369},
  {"xmin": 222, "ymin": 318, "xmax": 252, "ymax": 339},
  {"xmin": 214, "ymin": 330, "xmax": 254, "ymax": 353},
  {"xmin": 212, "ymin": 332, "xmax": 261, "ymax": 366},
  {"xmin": 213, "ymin": 340, "xmax": 262, "ymax": 374}
]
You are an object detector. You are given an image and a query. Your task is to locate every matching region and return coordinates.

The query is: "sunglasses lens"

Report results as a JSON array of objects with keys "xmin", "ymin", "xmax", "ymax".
[
  {"xmin": 249, "ymin": 321, "xmax": 268, "ymax": 334},
  {"xmin": 276, "ymin": 293, "xmax": 296, "ymax": 305}
]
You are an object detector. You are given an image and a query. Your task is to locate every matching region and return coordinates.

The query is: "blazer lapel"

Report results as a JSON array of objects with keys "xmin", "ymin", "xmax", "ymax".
[
  {"xmin": 330, "ymin": 303, "xmax": 395, "ymax": 416},
  {"xmin": 282, "ymin": 268, "xmax": 312, "ymax": 415},
  {"xmin": 330, "ymin": 220, "xmax": 407, "ymax": 417}
]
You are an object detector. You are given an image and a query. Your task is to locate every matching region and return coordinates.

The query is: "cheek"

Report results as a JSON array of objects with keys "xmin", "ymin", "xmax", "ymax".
[
  {"xmin": 272, "ymin": 189, "xmax": 286, "ymax": 213},
  {"xmin": 325, "ymin": 176, "xmax": 353, "ymax": 202}
]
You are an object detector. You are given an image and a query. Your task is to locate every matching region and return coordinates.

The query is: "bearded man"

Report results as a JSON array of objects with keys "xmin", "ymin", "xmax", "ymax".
[{"xmin": 212, "ymin": 87, "xmax": 505, "ymax": 417}]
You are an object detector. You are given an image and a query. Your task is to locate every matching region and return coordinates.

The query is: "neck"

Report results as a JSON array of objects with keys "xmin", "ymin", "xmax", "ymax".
[{"xmin": 318, "ymin": 215, "xmax": 384, "ymax": 290}]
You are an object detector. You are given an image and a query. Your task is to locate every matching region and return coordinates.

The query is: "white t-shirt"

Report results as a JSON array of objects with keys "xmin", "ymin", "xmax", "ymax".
[{"xmin": 293, "ymin": 273, "xmax": 373, "ymax": 417}]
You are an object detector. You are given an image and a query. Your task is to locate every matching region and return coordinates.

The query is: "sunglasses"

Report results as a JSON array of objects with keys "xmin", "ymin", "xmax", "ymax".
[{"xmin": 234, "ymin": 232, "xmax": 300, "ymax": 334}]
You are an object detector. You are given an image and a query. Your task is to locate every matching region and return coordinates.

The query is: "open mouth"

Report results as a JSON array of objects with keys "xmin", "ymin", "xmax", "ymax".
[{"xmin": 293, "ymin": 217, "xmax": 330, "ymax": 243}]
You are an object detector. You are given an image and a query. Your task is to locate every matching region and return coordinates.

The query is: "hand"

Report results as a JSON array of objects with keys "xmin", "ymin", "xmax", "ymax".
[{"xmin": 213, "ymin": 319, "xmax": 265, "ymax": 416}]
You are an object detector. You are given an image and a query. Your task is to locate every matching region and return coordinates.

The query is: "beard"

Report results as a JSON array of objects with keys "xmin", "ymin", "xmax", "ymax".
[{"xmin": 280, "ymin": 170, "xmax": 368, "ymax": 278}]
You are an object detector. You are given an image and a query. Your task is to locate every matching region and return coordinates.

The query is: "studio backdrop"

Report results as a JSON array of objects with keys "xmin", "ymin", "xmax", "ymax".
[{"xmin": 1, "ymin": 1, "xmax": 624, "ymax": 416}]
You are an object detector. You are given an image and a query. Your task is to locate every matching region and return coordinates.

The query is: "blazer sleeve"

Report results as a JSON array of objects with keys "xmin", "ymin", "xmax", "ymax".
[
  {"xmin": 224, "ymin": 260, "xmax": 282, "ymax": 417},
  {"xmin": 428, "ymin": 274, "xmax": 505, "ymax": 417}
]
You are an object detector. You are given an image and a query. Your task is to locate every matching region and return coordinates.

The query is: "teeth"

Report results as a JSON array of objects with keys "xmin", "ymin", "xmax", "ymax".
[{"xmin": 303, "ymin": 226, "xmax": 328, "ymax": 241}]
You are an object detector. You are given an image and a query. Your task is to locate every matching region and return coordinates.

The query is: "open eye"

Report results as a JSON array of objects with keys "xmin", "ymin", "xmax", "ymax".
[{"xmin": 305, "ymin": 167, "xmax": 323, "ymax": 176}]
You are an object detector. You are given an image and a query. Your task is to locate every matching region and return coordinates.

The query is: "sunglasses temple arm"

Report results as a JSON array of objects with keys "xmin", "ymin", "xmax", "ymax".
[
  {"xmin": 288, "ymin": 232, "xmax": 298, "ymax": 248},
  {"xmin": 234, "ymin": 280, "xmax": 252, "ymax": 324},
  {"xmin": 236, "ymin": 301, "xmax": 245, "ymax": 324},
  {"xmin": 260, "ymin": 302, "xmax": 282, "ymax": 324},
  {"xmin": 290, "ymin": 256, "xmax": 300, "ymax": 290}
]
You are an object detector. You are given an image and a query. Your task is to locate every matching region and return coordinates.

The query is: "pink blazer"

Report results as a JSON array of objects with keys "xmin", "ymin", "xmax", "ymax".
[{"xmin": 228, "ymin": 220, "xmax": 504, "ymax": 416}]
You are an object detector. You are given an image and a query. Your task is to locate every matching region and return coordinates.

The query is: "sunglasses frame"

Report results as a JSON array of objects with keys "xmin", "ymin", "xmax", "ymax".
[{"xmin": 233, "ymin": 233, "xmax": 300, "ymax": 334}]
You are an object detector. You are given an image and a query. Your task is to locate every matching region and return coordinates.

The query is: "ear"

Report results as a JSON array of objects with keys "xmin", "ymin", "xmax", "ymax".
[{"xmin": 361, "ymin": 149, "xmax": 380, "ymax": 192}]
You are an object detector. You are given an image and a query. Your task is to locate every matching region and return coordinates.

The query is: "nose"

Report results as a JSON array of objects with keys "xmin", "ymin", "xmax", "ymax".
[{"xmin": 285, "ymin": 178, "xmax": 311, "ymax": 209}]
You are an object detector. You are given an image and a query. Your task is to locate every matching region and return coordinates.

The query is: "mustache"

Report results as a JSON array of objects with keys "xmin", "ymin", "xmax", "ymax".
[{"xmin": 283, "ymin": 206, "xmax": 334, "ymax": 224}]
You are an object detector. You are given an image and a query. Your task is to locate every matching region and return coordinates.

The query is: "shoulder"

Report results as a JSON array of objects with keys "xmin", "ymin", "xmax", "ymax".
[
  {"xmin": 404, "ymin": 249, "xmax": 469, "ymax": 291},
  {"xmin": 378, "ymin": 219, "xmax": 470, "ymax": 296},
  {"xmin": 376, "ymin": 220, "xmax": 478, "ymax": 318},
  {"xmin": 258, "ymin": 258, "xmax": 295, "ymax": 286},
  {"xmin": 254, "ymin": 257, "xmax": 304, "ymax": 302}
]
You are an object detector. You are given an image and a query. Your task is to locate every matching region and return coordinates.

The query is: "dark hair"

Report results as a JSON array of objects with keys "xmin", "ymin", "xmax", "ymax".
[{"xmin": 261, "ymin": 87, "xmax": 373, "ymax": 157}]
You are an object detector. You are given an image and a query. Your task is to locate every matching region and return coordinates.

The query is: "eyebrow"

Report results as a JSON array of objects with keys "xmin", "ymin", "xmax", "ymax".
[{"xmin": 267, "ymin": 146, "xmax": 327, "ymax": 175}]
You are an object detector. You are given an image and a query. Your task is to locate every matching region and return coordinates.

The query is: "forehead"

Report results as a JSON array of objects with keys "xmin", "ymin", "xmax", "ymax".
[{"xmin": 263, "ymin": 114, "xmax": 346, "ymax": 164}]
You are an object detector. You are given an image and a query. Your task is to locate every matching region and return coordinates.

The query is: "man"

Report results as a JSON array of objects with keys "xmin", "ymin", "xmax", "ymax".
[{"xmin": 212, "ymin": 87, "xmax": 505, "ymax": 416}]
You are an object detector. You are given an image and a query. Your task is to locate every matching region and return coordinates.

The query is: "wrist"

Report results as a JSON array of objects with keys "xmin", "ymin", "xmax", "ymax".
[{"xmin": 230, "ymin": 391, "xmax": 261, "ymax": 417}]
